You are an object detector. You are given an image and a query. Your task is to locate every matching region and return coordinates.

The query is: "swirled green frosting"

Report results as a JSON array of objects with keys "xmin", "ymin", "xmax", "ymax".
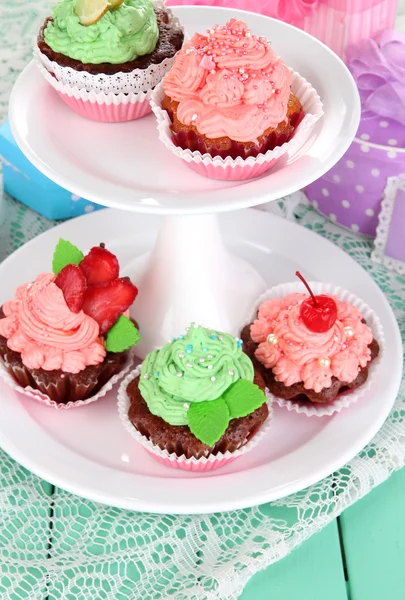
[
  {"xmin": 44, "ymin": 0, "xmax": 159, "ymax": 65},
  {"xmin": 139, "ymin": 324, "xmax": 254, "ymax": 426}
]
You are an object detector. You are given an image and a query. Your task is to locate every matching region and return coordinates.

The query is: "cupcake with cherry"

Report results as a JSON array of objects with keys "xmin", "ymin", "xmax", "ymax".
[
  {"xmin": 241, "ymin": 273, "xmax": 383, "ymax": 416},
  {"xmin": 151, "ymin": 18, "xmax": 323, "ymax": 180},
  {"xmin": 118, "ymin": 324, "xmax": 272, "ymax": 471},
  {"xmin": 35, "ymin": 0, "xmax": 184, "ymax": 122},
  {"xmin": 0, "ymin": 239, "xmax": 140, "ymax": 408}
]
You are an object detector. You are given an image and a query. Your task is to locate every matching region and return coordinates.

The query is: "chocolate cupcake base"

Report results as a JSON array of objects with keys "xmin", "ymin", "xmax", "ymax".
[
  {"xmin": 241, "ymin": 325, "xmax": 380, "ymax": 405},
  {"xmin": 0, "ymin": 334, "xmax": 129, "ymax": 404},
  {"xmin": 127, "ymin": 370, "xmax": 269, "ymax": 460}
]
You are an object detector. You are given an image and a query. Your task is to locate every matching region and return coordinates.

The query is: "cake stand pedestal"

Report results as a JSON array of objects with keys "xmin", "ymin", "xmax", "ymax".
[{"xmin": 127, "ymin": 214, "xmax": 266, "ymax": 356}]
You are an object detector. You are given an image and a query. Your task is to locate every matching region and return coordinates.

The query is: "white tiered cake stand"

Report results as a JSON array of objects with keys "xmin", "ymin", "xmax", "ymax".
[{"xmin": 1, "ymin": 6, "xmax": 402, "ymax": 514}]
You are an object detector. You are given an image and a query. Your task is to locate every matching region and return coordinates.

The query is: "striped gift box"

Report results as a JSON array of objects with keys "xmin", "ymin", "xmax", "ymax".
[
  {"xmin": 300, "ymin": 0, "xmax": 398, "ymax": 60},
  {"xmin": 166, "ymin": 0, "xmax": 398, "ymax": 62}
]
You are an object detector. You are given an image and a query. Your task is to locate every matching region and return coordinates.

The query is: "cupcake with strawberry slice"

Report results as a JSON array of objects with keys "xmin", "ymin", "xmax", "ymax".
[{"xmin": 0, "ymin": 239, "xmax": 140, "ymax": 407}]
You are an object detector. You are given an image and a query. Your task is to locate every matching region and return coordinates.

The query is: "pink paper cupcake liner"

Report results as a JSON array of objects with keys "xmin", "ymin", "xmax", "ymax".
[
  {"xmin": 117, "ymin": 367, "xmax": 273, "ymax": 472},
  {"xmin": 35, "ymin": 59, "xmax": 152, "ymax": 123},
  {"xmin": 243, "ymin": 283, "xmax": 384, "ymax": 417},
  {"xmin": 150, "ymin": 70, "xmax": 323, "ymax": 181},
  {"xmin": 0, "ymin": 350, "xmax": 135, "ymax": 410},
  {"xmin": 54, "ymin": 90, "xmax": 152, "ymax": 123}
]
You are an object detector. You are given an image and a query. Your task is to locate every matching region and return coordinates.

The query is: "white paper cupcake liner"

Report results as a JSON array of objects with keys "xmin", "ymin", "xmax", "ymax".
[
  {"xmin": 150, "ymin": 70, "xmax": 323, "ymax": 181},
  {"xmin": 35, "ymin": 59, "xmax": 153, "ymax": 122},
  {"xmin": 117, "ymin": 366, "xmax": 274, "ymax": 472},
  {"xmin": 34, "ymin": 1, "xmax": 184, "ymax": 95},
  {"xmin": 0, "ymin": 349, "xmax": 135, "ymax": 410},
  {"xmin": 242, "ymin": 283, "xmax": 385, "ymax": 417}
]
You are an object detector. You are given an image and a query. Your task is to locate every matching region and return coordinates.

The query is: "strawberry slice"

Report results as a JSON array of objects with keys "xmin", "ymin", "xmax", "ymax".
[
  {"xmin": 54, "ymin": 264, "xmax": 87, "ymax": 313},
  {"xmin": 82, "ymin": 278, "xmax": 138, "ymax": 335},
  {"xmin": 80, "ymin": 244, "xmax": 119, "ymax": 286}
]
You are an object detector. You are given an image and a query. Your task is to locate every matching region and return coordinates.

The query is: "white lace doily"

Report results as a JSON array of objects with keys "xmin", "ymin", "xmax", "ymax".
[{"xmin": 1, "ymin": 3, "xmax": 405, "ymax": 599}]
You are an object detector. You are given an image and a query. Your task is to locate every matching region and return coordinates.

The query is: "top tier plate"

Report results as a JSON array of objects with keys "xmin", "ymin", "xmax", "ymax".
[{"xmin": 9, "ymin": 6, "xmax": 360, "ymax": 215}]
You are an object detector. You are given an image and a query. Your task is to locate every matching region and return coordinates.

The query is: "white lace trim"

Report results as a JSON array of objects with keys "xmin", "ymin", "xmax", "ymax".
[
  {"xmin": 35, "ymin": 58, "xmax": 155, "ymax": 104},
  {"xmin": 372, "ymin": 174, "xmax": 405, "ymax": 275}
]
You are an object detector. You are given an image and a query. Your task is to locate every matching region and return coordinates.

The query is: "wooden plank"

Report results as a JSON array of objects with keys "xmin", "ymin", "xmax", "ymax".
[
  {"xmin": 240, "ymin": 520, "xmax": 347, "ymax": 600},
  {"xmin": 340, "ymin": 467, "xmax": 405, "ymax": 600}
]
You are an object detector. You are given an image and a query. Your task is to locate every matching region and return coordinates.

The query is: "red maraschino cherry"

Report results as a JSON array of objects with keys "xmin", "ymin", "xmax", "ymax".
[{"xmin": 296, "ymin": 271, "xmax": 337, "ymax": 333}]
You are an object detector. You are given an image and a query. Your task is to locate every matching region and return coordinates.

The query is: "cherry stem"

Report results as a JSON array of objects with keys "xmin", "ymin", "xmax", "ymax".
[{"xmin": 295, "ymin": 271, "xmax": 318, "ymax": 307}]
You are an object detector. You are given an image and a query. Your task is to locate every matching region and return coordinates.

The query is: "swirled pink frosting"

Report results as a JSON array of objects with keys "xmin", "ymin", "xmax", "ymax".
[
  {"xmin": 164, "ymin": 18, "xmax": 293, "ymax": 142},
  {"xmin": 0, "ymin": 273, "xmax": 106, "ymax": 374},
  {"xmin": 250, "ymin": 293, "xmax": 374, "ymax": 393}
]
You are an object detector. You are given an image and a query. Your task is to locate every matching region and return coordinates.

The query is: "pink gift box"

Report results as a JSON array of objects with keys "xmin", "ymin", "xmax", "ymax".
[
  {"xmin": 299, "ymin": 0, "xmax": 398, "ymax": 61},
  {"xmin": 166, "ymin": 0, "xmax": 398, "ymax": 61}
]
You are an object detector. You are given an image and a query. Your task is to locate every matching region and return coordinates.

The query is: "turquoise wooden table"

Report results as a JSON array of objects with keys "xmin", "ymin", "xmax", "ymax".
[
  {"xmin": 242, "ymin": 468, "xmax": 405, "ymax": 600},
  {"xmin": 241, "ymin": 465, "xmax": 405, "ymax": 600}
]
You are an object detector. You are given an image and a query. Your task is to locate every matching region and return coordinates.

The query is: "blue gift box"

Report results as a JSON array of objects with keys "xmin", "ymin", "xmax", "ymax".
[{"xmin": 0, "ymin": 119, "xmax": 103, "ymax": 220}]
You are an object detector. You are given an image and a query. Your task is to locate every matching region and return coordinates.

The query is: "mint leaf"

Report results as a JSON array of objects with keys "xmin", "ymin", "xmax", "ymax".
[
  {"xmin": 105, "ymin": 315, "xmax": 140, "ymax": 352},
  {"xmin": 187, "ymin": 398, "xmax": 230, "ymax": 447},
  {"xmin": 52, "ymin": 239, "xmax": 84, "ymax": 275},
  {"xmin": 223, "ymin": 379, "xmax": 266, "ymax": 419}
]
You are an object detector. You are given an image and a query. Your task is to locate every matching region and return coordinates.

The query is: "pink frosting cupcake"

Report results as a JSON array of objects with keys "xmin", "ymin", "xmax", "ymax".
[
  {"xmin": 242, "ymin": 278, "xmax": 383, "ymax": 416},
  {"xmin": 151, "ymin": 18, "xmax": 323, "ymax": 180},
  {"xmin": 0, "ymin": 239, "xmax": 140, "ymax": 408}
]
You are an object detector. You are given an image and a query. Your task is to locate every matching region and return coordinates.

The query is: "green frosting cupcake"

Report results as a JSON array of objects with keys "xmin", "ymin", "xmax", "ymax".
[
  {"xmin": 44, "ymin": 0, "xmax": 159, "ymax": 65},
  {"xmin": 139, "ymin": 324, "xmax": 267, "ymax": 447}
]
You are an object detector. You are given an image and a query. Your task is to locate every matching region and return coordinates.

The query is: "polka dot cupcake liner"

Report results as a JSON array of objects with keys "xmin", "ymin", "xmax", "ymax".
[
  {"xmin": 150, "ymin": 69, "xmax": 323, "ymax": 181},
  {"xmin": 117, "ymin": 367, "xmax": 274, "ymax": 472},
  {"xmin": 242, "ymin": 282, "xmax": 385, "ymax": 417}
]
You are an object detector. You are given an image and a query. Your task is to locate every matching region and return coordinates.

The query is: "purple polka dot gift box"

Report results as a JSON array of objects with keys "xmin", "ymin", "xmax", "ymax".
[{"xmin": 305, "ymin": 30, "xmax": 405, "ymax": 237}]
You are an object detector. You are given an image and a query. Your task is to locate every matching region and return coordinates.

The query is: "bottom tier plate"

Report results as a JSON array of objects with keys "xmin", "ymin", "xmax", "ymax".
[{"xmin": 0, "ymin": 208, "xmax": 401, "ymax": 514}]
